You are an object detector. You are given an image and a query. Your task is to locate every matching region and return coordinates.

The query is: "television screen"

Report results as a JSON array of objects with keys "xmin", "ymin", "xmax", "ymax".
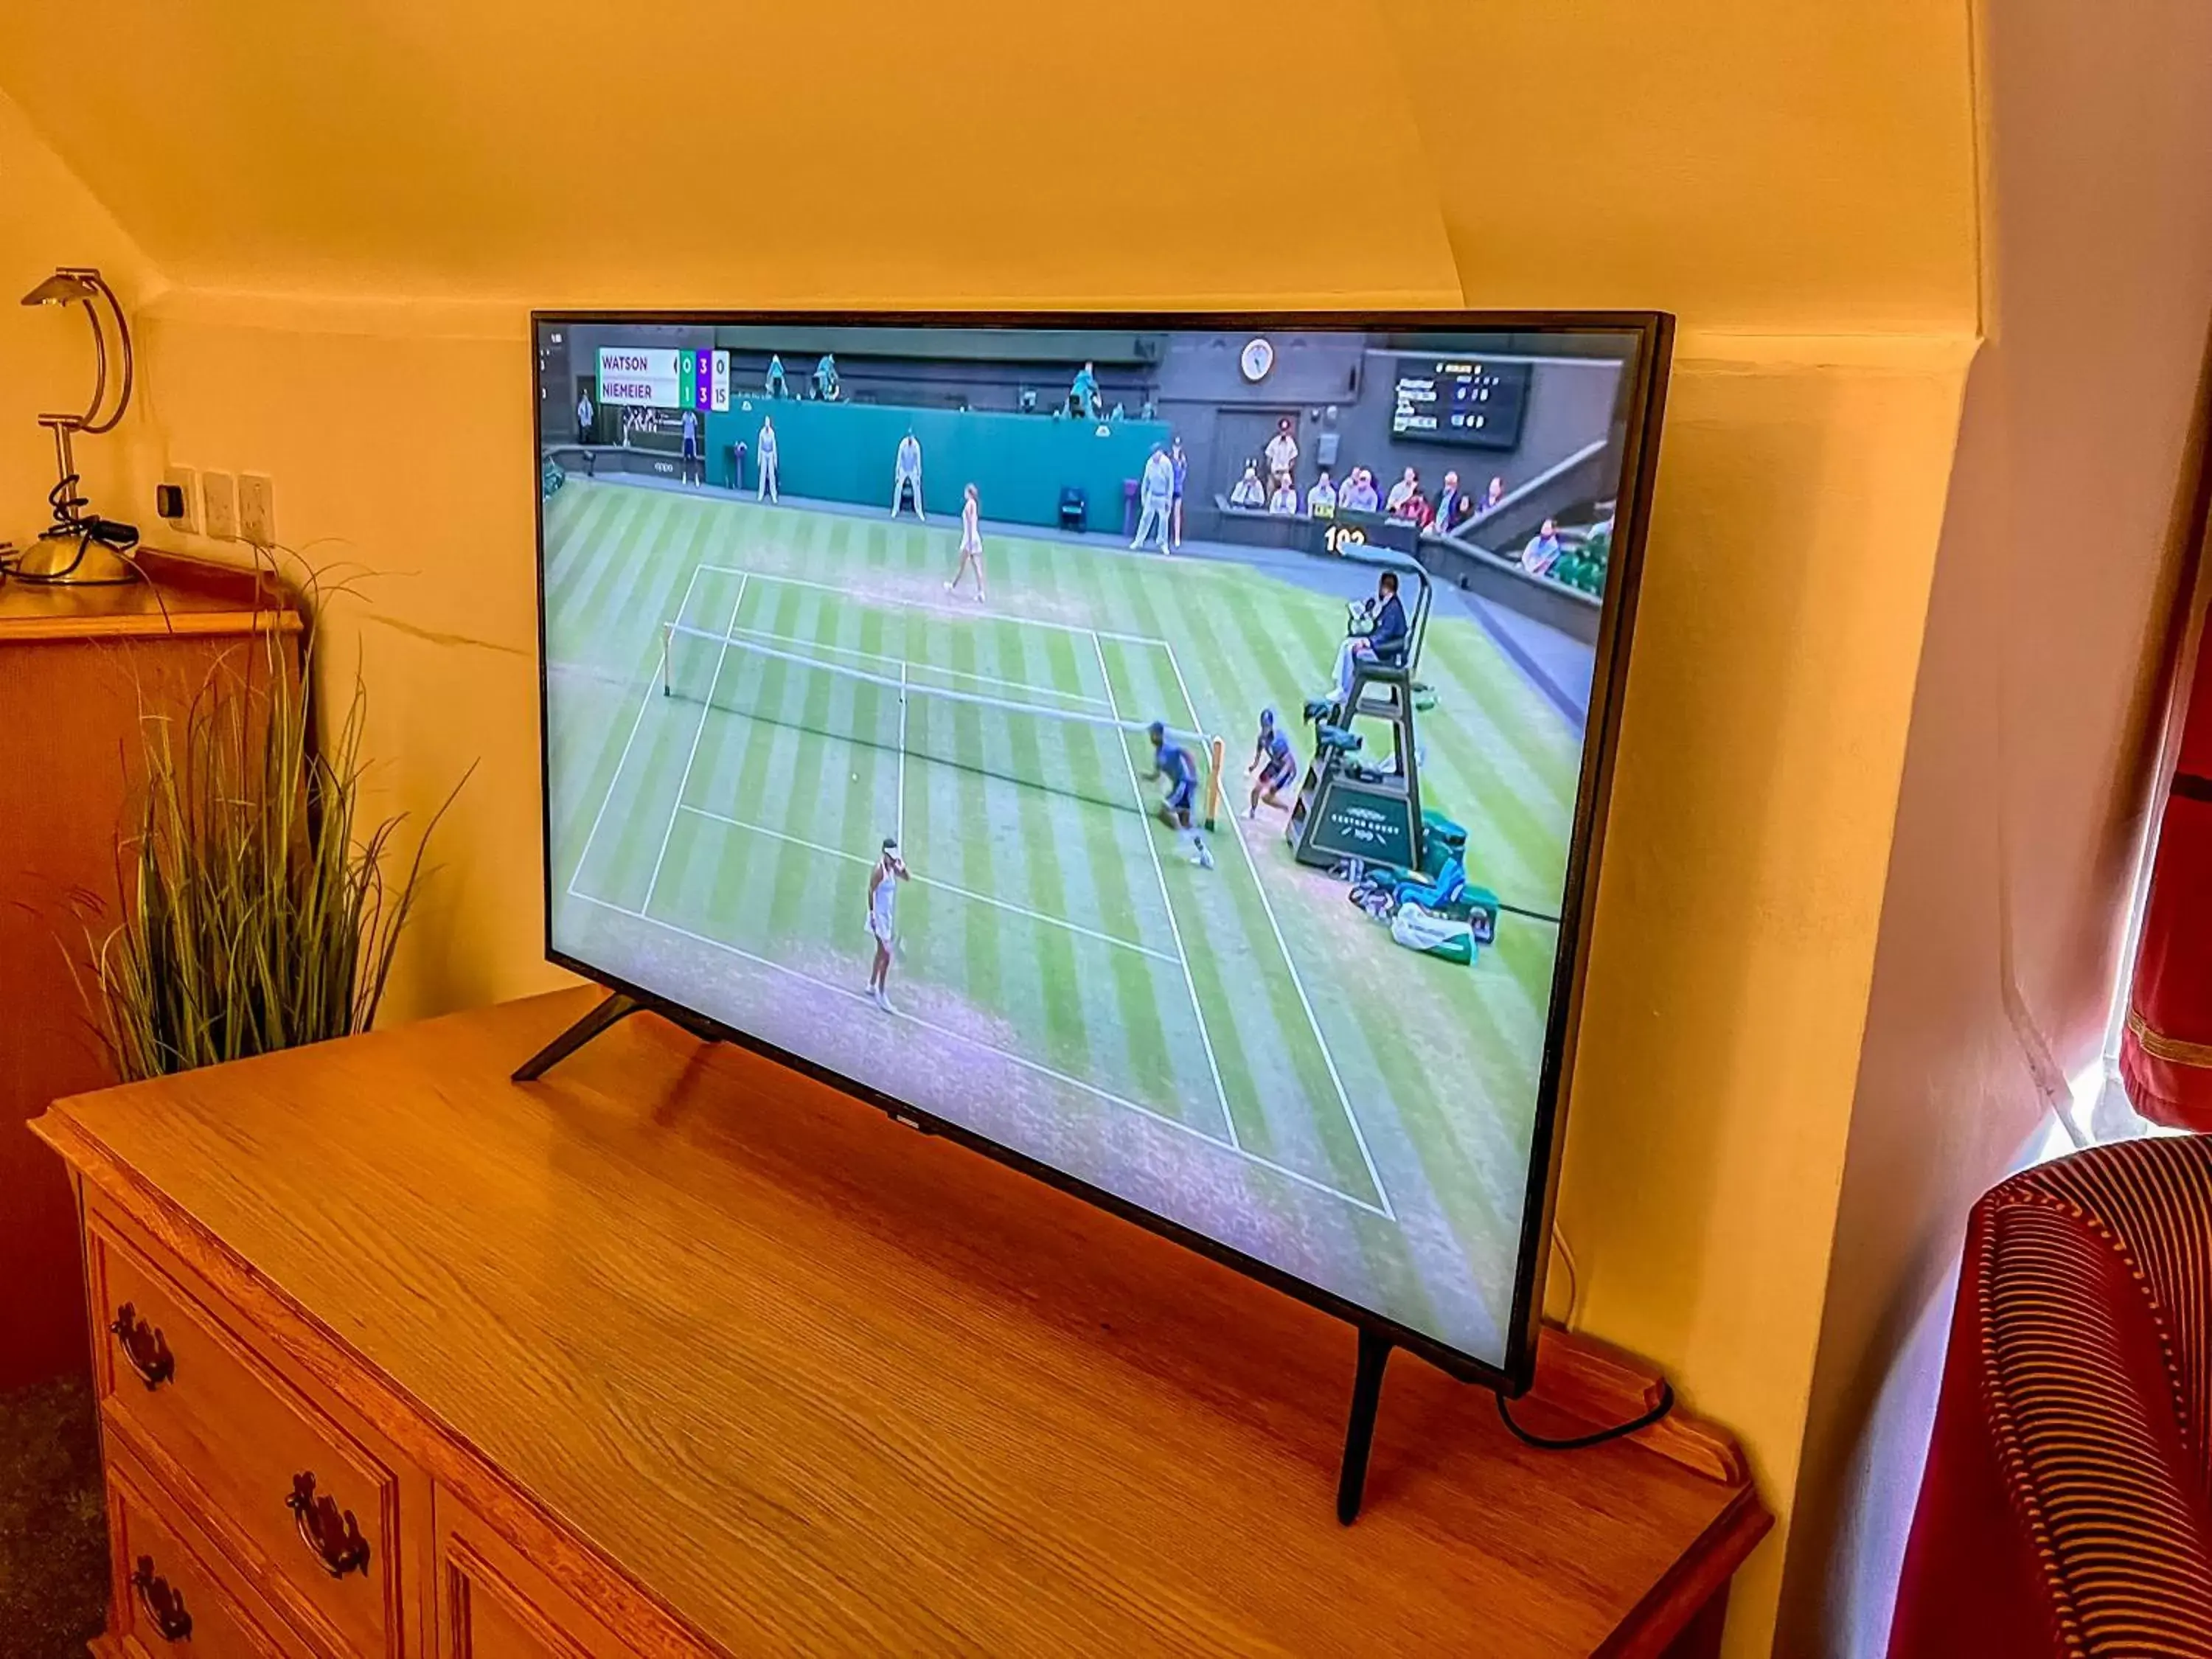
[{"xmin": 532, "ymin": 313, "xmax": 1667, "ymax": 1388}]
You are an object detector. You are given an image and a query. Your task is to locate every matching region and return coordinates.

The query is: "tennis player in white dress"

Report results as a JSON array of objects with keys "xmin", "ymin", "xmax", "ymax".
[{"xmin": 945, "ymin": 483, "xmax": 987, "ymax": 602}]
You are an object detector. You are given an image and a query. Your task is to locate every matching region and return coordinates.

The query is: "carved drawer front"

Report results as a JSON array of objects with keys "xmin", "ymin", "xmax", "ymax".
[
  {"xmin": 109, "ymin": 1447, "xmax": 305, "ymax": 1658},
  {"xmin": 437, "ymin": 1492, "xmax": 632, "ymax": 1659},
  {"xmin": 91, "ymin": 1222, "xmax": 405, "ymax": 1659}
]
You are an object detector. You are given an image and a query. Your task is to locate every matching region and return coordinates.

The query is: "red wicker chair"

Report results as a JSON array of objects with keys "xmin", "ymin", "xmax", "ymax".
[{"xmin": 1891, "ymin": 1134, "xmax": 2212, "ymax": 1658}]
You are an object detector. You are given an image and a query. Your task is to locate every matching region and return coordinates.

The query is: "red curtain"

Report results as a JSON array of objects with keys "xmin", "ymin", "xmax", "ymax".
[{"xmin": 2121, "ymin": 613, "xmax": 2212, "ymax": 1130}]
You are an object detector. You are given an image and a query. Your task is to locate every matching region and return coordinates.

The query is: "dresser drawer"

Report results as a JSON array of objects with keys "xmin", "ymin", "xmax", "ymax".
[
  {"xmin": 90, "ymin": 1218, "xmax": 407, "ymax": 1658},
  {"xmin": 108, "ymin": 1445, "xmax": 305, "ymax": 1659},
  {"xmin": 435, "ymin": 1491, "xmax": 630, "ymax": 1658}
]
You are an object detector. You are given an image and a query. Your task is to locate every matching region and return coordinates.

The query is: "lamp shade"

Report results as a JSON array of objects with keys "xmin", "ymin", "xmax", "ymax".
[{"xmin": 21, "ymin": 271, "xmax": 99, "ymax": 307}]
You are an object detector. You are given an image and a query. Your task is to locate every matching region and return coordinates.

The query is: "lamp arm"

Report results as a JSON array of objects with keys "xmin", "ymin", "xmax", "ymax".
[
  {"xmin": 74, "ymin": 269, "xmax": 133, "ymax": 436},
  {"xmin": 72, "ymin": 298, "xmax": 108, "ymax": 430}
]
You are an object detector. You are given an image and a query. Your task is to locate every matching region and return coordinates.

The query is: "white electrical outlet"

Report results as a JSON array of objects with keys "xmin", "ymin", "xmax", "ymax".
[
  {"xmin": 161, "ymin": 465, "xmax": 201, "ymax": 534},
  {"xmin": 238, "ymin": 473, "xmax": 276, "ymax": 548},
  {"xmin": 202, "ymin": 470, "xmax": 238, "ymax": 540}
]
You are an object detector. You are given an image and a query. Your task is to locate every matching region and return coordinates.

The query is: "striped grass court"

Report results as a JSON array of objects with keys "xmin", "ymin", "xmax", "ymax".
[{"xmin": 543, "ymin": 478, "xmax": 1583, "ymax": 1363}]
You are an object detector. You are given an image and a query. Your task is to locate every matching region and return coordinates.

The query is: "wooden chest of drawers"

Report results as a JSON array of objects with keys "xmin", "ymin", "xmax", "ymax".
[
  {"xmin": 40, "ymin": 991, "xmax": 1769, "ymax": 1658},
  {"xmin": 88, "ymin": 1206, "xmax": 417, "ymax": 1658}
]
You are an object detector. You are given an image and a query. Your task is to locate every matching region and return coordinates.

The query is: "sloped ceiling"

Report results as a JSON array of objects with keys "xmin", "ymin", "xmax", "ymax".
[{"xmin": 9, "ymin": 1, "xmax": 1978, "ymax": 327}]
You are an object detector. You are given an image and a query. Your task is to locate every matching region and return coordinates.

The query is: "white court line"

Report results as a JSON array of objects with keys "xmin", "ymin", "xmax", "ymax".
[
  {"xmin": 1158, "ymin": 640, "xmax": 1396, "ymax": 1220},
  {"xmin": 566, "ymin": 885, "xmax": 1387, "ymax": 1217},
  {"xmin": 1091, "ymin": 630, "xmax": 1237, "ymax": 1150},
  {"xmin": 675, "ymin": 804, "xmax": 1179, "ymax": 964},
  {"xmin": 894, "ymin": 663, "xmax": 908, "ymax": 847},
  {"xmin": 566, "ymin": 563, "xmax": 701, "ymax": 901},
  {"xmin": 642, "ymin": 573, "xmax": 749, "ymax": 916},
  {"xmin": 703, "ymin": 563, "xmax": 1174, "ymax": 647},
  {"xmin": 720, "ymin": 625, "xmax": 1110, "ymax": 708}
]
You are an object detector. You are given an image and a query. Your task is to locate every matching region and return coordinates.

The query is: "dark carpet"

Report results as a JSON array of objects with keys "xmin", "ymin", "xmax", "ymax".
[{"xmin": 0, "ymin": 1377, "xmax": 107, "ymax": 1658}]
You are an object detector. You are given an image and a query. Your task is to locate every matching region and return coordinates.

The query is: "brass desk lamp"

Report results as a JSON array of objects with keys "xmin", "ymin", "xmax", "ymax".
[{"xmin": 10, "ymin": 266, "xmax": 140, "ymax": 584}]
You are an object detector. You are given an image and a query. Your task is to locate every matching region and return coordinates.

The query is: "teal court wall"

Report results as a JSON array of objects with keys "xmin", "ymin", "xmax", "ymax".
[{"xmin": 707, "ymin": 398, "xmax": 1173, "ymax": 532}]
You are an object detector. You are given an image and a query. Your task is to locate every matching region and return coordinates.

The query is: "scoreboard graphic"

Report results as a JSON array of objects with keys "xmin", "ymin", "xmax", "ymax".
[
  {"xmin": 1390, "ymin": 356, "xmax": 1531, "ymax": 450},
  {"xmin": 597, "ymin": 347, "xmax": 731, "ymax": 412}
]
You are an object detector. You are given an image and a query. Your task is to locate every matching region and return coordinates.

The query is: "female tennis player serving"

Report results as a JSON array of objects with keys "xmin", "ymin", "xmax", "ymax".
[{"xmin": 866, "ymin": 837, "xmax": 911, "ymax": 1012}]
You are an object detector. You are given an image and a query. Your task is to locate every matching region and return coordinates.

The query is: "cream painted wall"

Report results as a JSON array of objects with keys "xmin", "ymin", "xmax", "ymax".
[
  {"xmin": 0, "ymin": 7, "xmax": 2008, "ymax": 1653},
  {"xmin": 1561, "ymin": 338, "xmax": 1969, "ymax": 1652},
  {"xmin": 97, "ymin": 303, "xmax": 1973, "ymax": 1659},
  {"xmin": 1777, "ymin": 2, "xmax": 2212, "ymax": 1654}
]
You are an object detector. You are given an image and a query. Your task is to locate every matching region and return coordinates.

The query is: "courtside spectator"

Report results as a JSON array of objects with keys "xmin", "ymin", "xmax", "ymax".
[
  {"xmin": 1264, "ymin": 417, "xmax": 1299, "ymax": 486},
  {"xmin": 1479, "ymin": 476, "xmax": 1506, "ymax": 514},
  {"xmin": 1521, "ymin": 517, "xmax": 1565, "ymax": 577},
  {"xmin": 814, "ymin": 353, "xmax": 839, "ymax": 400},
  {"xmin": 766, "ymin": 354, "xmax": 790, "ymax": 397},
  {"xmin": 1230, "ymin": 461, "xmax": 1267, "ymax": 507},
  {"xmin": 1385, "ymin": 467, "xmax": 1421, "ymax": 515},
  {"xmin": 1340, "ymin": 468, "xmax": 1380, "ymax": 512},
  {"xmin": 1071, "ymin": 361, "xmax": 1100, "ymax": 419},
  {"xmin": 1432, "ymin": 470, "xmax": 1467, "ymax": 535},
  {"xmin": 1267, "ymin": 476, "xmax": 1299, "ymax": 515},
  {"xmin": 576, "ymin": 389, "xmax": 594, "ymax": 444},
  {"xmin": 1399, "ymin": 487, "xmax": 1433, "ymax": 532},
  {"xmin": 1307, "ymin": 469, "xmax": 1338, "ymax": 517}
]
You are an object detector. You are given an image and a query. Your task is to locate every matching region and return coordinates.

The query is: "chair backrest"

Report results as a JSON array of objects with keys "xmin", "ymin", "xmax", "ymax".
[
  {"xmin": 2009, "ymin": 1135, "xmax": 2212, "ymax": 1475},
  {"xmin": 1980, "ymin": 1135, "xmax": 2212, "ymax": 1655}
]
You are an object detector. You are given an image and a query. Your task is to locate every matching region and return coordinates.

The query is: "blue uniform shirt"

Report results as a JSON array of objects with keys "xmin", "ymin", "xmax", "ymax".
[{"xmin": 1370, "ymin": 592, "xmax": 1409, "ymax": 656}]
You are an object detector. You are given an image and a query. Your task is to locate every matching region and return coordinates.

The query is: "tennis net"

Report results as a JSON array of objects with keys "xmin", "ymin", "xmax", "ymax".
[{"xmin": 660, "ymin": 620, "xmax": 1215, "ymax": 818}]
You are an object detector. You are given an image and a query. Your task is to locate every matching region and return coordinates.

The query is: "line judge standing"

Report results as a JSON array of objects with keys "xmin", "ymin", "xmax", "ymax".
[
  {"xmin": 891, "ymin": 428, "xmax": 926, "ymax": 520},
  {"xmin": 757, "ymin": 414, "xmax": 780, "ymax": 502},
  {"xmin": 1131, "ymin": 443, "xmax": 1175, "ymax": 554}
]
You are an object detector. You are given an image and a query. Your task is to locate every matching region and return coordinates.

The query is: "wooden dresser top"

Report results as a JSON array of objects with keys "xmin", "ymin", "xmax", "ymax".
[
  {"xmin": 38, "ymin": 990, "xmax": 1764, "ymax": 1656},
  {"xmin": 0, "ymin": 547, "xmax": 300, "ymax": 643}
]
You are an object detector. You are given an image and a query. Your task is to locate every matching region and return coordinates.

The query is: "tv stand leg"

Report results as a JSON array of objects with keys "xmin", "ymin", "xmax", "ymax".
[
  {"xmin": 512, "ymin": 992, "xmax": 645, "ymax": 1082},
  {"xmin": 1336, "ymin": 1328, "xmax": 1393, "ymax": 1524}
]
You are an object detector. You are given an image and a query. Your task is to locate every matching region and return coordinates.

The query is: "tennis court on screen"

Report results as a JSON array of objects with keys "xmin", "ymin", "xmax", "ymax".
[
  {"xmin": 541, "ymin": 479, "xmax": 1581, "ymax": 1355},
  {"xmin": 569, "ymin": 562, "xmax": 1390, "ymax": 1214}
]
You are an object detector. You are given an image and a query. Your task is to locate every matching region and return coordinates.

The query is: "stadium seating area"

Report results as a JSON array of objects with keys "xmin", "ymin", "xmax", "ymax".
[{"xmin": 1546, "ymin": 521, "xmax": 1612, "ymax": 597}]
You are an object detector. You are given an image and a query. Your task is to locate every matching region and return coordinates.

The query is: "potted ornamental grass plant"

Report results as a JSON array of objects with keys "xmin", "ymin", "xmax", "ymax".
[{"xmin": 82, "ymin": 612, "xmax": 457, "ymax": 1082}]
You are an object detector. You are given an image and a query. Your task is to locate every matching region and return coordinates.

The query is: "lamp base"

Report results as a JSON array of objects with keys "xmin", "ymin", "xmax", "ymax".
[{"xmin": 13, "ymin": 525, "xmax": 140, "ymax": 585}]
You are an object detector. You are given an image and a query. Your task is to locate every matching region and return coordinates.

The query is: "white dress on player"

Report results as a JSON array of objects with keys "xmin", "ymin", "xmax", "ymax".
[{"xmin": 868, "ymin": 865, "xmax": 897, "ymax": 944}]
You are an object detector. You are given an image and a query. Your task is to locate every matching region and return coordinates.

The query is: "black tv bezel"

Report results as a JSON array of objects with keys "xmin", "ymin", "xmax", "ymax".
[{"xmin": 529, "ymin": 308, "xmax": 1671, "ymax": 1397}]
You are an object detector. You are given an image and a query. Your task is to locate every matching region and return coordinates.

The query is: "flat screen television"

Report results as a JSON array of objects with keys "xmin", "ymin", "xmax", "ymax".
[{"xmin": 531, "ymin": 312, "xmax": 1669, "ymax": 1395}]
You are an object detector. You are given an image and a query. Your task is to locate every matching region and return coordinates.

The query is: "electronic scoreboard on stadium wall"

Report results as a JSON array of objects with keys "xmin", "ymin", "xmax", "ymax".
[
  {"xmin": 595, "ymin": 346, "xmax": 731, "ymax": 412},
  {"xmin": 1389, "ymin": 355, "xmax": 1531, "ymax": 450}
]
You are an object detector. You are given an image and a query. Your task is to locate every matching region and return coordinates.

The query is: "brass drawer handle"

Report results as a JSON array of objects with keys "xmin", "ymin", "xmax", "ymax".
[
  {"xmin": 130, "ymin": 1555, "xmax": 194, "ymax": 1641},
  {"xmin": 285, "ymin": 1472, "xmax": 371, "ymax": 1579},
  {"xmin": 109, "ymin": 1303, "xmax": 175, "ymax": 1390}
]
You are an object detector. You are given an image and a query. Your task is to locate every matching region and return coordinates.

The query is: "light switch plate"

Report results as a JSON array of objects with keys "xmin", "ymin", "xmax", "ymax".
[
  {"xmin": 202, "ymin": 471, "xmax": 237, "ymax": 540},
  {"xmin": 238, "ymin": 473, "xmax": 275, "ymax": 548}
]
